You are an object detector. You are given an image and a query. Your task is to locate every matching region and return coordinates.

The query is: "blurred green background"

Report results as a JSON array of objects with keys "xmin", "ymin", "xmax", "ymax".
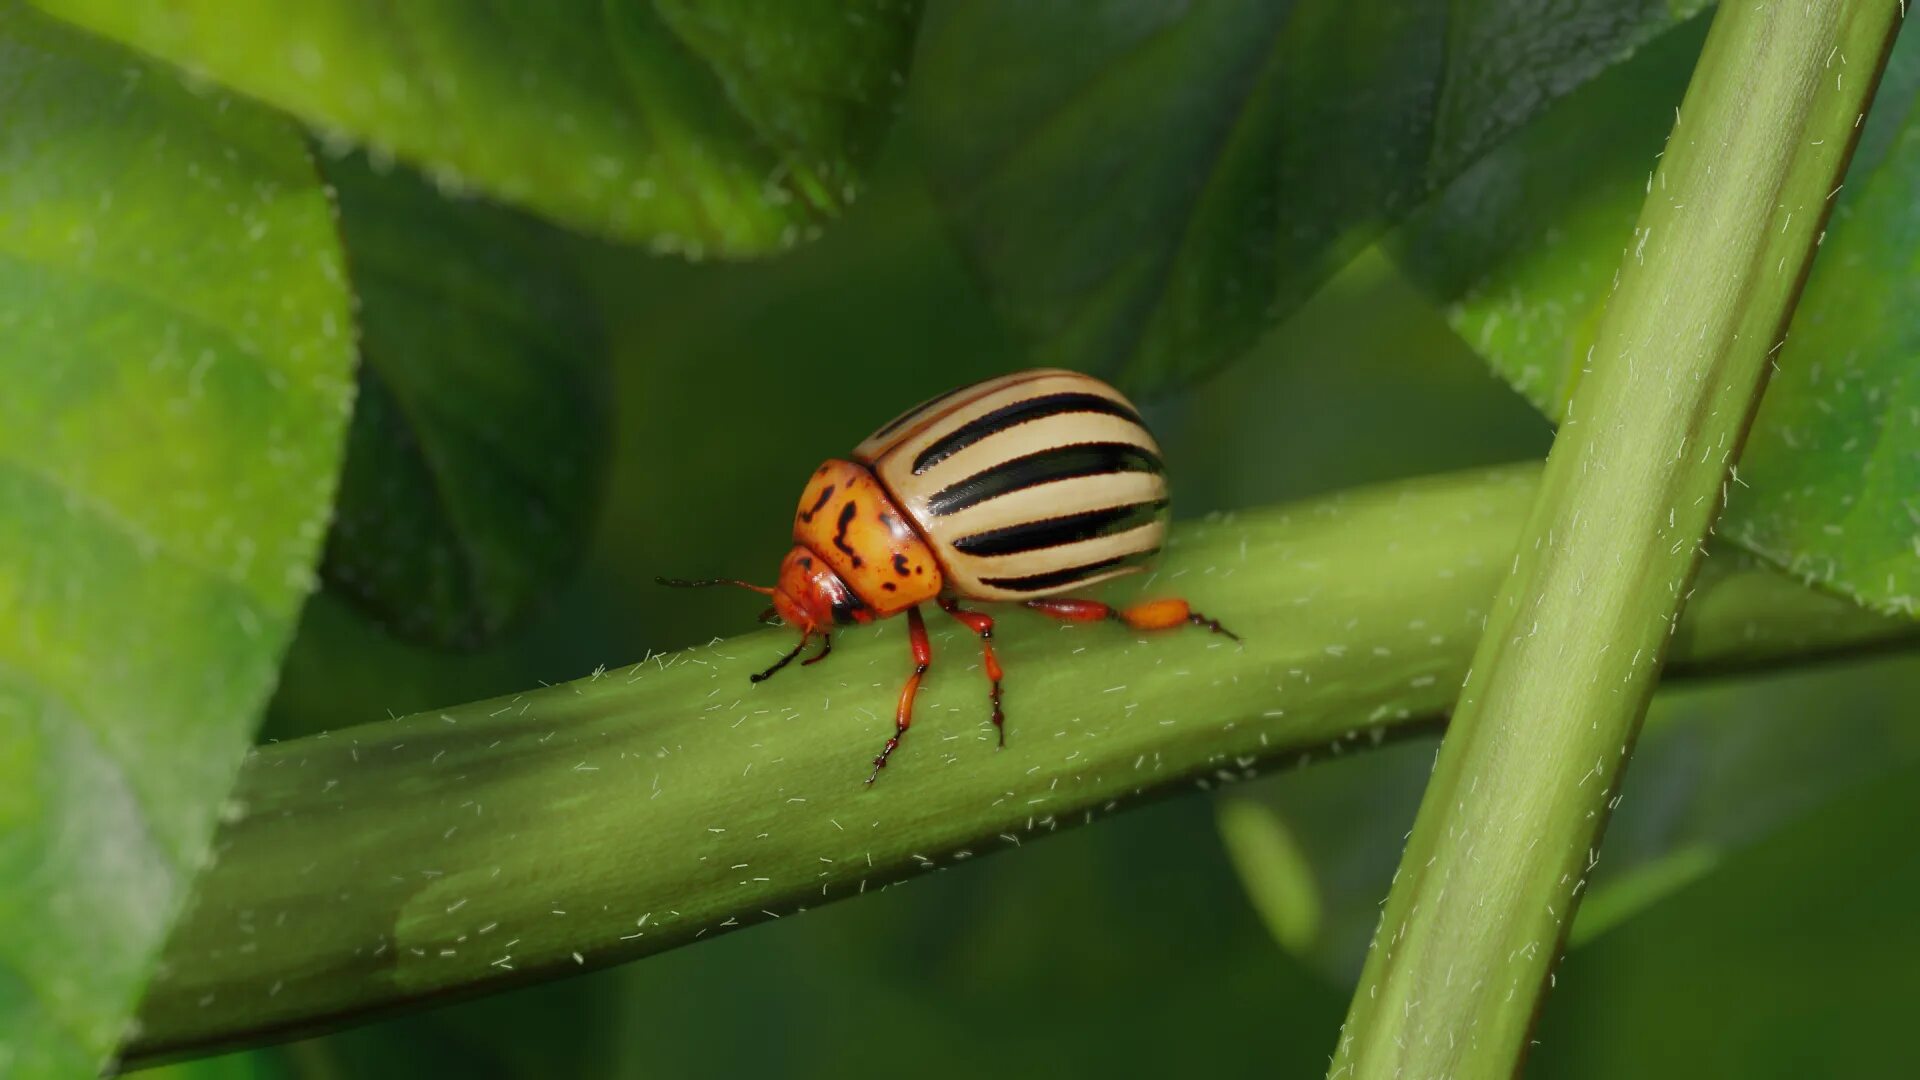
[{"xmin": 138, "ymin": 128, "xmax": 1920, "ymax": 1079}]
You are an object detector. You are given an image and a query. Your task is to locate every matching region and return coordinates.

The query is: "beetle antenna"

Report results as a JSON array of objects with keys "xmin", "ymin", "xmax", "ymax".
[
  {"xmin": 657, "ymin": 576, "xmax": 775, "ymax": 597},
  {"xmin": 750, "ymin": 635, "xmax": 809, "ymax": 683}
]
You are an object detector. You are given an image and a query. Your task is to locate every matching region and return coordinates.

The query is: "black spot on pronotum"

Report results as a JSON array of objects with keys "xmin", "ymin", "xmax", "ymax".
[
  {"xmin": 832, "ymin": 501, "xmax": 863, "ymax": 567},
  {"xmin": 882, "ymin": 582, "xmax": 897, "ymax": 592},
  {"xmin": 892, "ymin": 553, "xmax": 912, "ymax": 577},
  {"xmin": 799, "ymin": 484, "xmax": 835, "ymax": 524}
]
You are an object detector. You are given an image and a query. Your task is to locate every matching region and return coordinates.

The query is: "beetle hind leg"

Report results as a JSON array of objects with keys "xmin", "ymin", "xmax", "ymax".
[
  {"xmin": 1024, "ymin": 597, "xmax": 1240, "ymax": 643},
  {"xmin": 1181, "ymin": 609, "xmax": 1239, "ymax": 641},
  {"xmin": 938, "ymin": 598, "xmax": 1006, "ymax": 746}
]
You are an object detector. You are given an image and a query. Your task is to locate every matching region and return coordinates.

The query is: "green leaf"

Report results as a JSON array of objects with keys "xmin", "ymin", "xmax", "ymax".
[
  {"xmin": 908, "ymin": 0, "xmax": 1706, "ymax": 397},
  {"xmin": 1396, "ymin": 20, "xmax": 1920, "ymax": 617},
  {"xmin": 319, "ymin": 153, "xmax": 610, "ymax": 650},
  {"xmin": 0, "ymin": 6, "xmax": 354, "ymax": 1076},
  {"xmin": 134, "ymin": 1048, "xmax": 292, "ymax": 1080},
  {"xmin": 30, "ymin": 0, "xmax": 923, "ymax": 255}
]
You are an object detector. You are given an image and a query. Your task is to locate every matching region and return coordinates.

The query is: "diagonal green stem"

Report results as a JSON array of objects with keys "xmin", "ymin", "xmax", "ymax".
[
  {"xmin": 1330, "ymin": 4, "xmax": 1905, "ymax": 1077},
  {"xmin": 119, "ymin": 464, "xmax": 1914, "ymax": 1070}
]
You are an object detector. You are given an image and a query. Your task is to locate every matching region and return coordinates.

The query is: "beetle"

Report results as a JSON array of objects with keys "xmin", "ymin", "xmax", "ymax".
[{"xmin": 661, "ymin": 368, "xmax": 1235, "ymax": 783}]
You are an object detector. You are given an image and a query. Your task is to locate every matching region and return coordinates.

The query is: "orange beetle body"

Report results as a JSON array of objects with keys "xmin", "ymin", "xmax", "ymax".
[{"xmin": 664, "ymin": 369, "xmax": 1236, "ymax": 783}]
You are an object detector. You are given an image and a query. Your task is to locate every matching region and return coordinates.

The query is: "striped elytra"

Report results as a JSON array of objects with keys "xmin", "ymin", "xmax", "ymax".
[
  {"xmin": 853, "ymin": 369, "xmax": 1169, "ymax": 601},
  {"xmin": 661, "ymin": 367, "xmax": 1234, "ymax": 784}
]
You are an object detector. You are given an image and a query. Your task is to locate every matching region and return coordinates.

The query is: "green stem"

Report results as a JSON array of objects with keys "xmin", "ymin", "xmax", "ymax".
[
  {"xmin": 119, "ymin": 464, "xmax": 1913, "ymax": 1069},
  {"xmin": 1330, "ymin": 5, "xmax": 1904, "ymax": 1077}
]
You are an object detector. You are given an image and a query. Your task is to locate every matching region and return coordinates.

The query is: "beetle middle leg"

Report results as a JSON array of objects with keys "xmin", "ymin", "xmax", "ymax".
[
  {"xmin": 938, "ymin": 597, "xmax": 1005, "ymax": 746},
  {"xmin": 868, "ymin": 606, "xmax": 931, "ymax": 784},
  {"xmin": 1024, "ymin": 597, "xmax": 1240, "ymax": 642}
]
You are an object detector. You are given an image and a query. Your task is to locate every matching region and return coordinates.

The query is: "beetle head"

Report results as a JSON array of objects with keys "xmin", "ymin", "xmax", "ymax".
[
  {"xmin": 656, "ymin": 548, "xmax": 867, "ymax": 685},
  {"xmin": 771, "ymin": 545, "xmax": 866, "ymax": 633}
]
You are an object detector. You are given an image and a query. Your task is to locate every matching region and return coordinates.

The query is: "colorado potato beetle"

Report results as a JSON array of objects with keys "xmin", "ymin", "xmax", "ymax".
[{"xmin": 662, "ymin": 368, "xmax": 1235, "ymax": 783}]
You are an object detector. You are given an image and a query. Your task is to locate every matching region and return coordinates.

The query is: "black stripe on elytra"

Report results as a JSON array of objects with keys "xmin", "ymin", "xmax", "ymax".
[
  {"xmin": 979, "ymin": 548, "xmax": 1159, "ymax": 594},
  {"xmin": 925, "ymin": 442, "xmax": 1163, "ymax": 517},
  {"xmin": 952, "ymin": 500, "xmax": 1168, "ymax": 557},
  {"xmin": 912, "ymin": 393, "xmax": 1148, "ymax": 475},
  {"xmin": 832, "ymin": 501, "xmax": 863, "ymax": 567},
  {"xmin": 869, "ymin": 385, "xmax": 969, "ymax": 441},
  {"xmin": 798, "ymin": 484, "xmax": 835, "ymax": 524}
]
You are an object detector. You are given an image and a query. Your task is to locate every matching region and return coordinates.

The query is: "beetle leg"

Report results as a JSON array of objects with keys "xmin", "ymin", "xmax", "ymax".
[
  {"xmin": 750, "ymin": 633, "xmax": 811, "ymax": 683},
  {"xmin": 868, "ymin": 607, "xmax": 930, "ymax": 784},
  {"xmin": 937, "ymin": 597, "xmax": 1005, "ymax": 746},
  {"xmin": 1024, "ymin": 597, "xmax": 1240, "ymax": 642},
  {"xmin": 800, "ymin": 632, "xmax": 833, "ymax": 666}
]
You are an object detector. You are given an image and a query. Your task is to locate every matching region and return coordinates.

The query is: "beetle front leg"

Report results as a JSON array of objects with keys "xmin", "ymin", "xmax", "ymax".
[
  {"xmin": 938, "ymin": 597, "xmax": 1005, "ymax": 746},
  {"xmin": 750, "ymin": 633, "xmax": 811, "ymax": 683},
  {"xmin": 867, "ymin": 606, "xmax": 931, "ymax": 784},
  {"xmin": 1024, "ymin": 597, "xmax": 1240, "ymax": 642},
  {"xmin": 800, "ymin": 632, "xmax": 833, "ymax": 666}
]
